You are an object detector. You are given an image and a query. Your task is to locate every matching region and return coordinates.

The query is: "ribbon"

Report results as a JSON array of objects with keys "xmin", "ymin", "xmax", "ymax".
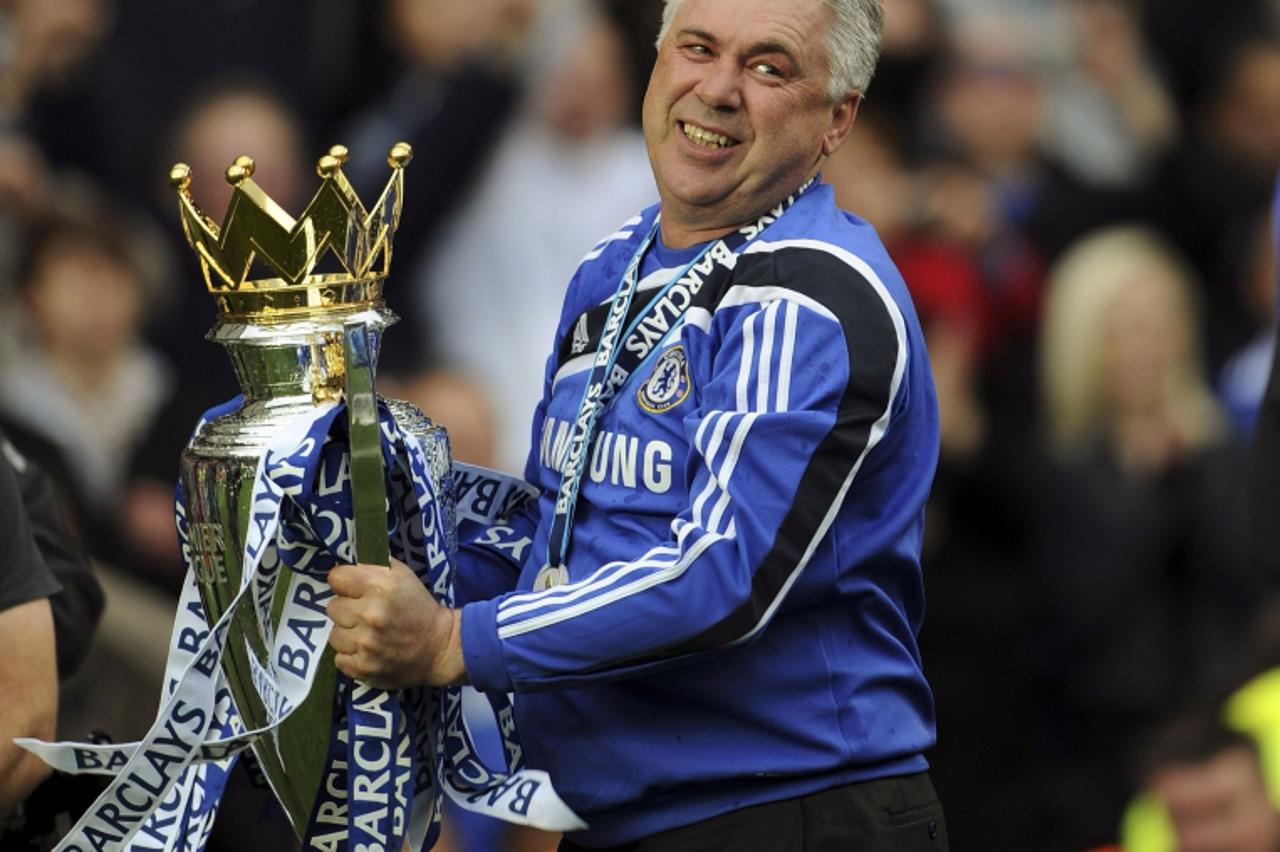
[{"xmin": 18, "ymin": 400, "xmax": 582, "ymax": 851}]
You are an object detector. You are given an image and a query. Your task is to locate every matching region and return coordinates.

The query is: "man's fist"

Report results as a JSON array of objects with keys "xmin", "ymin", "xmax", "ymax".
[{"xmin": 326, "ymin": 558, "xmax": 467, "ymax": 689}]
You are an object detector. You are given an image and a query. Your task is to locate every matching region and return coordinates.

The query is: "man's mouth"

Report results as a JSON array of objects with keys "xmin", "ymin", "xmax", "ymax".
[{"xmin": 680, "ymin": 121, "xmax": 738, "ymax": 149}]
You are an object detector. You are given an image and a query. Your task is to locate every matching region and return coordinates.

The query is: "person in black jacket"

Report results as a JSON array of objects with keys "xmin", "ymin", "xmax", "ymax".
[
  {"xmin": 0, "ymin": 436, "xmax": 61, "ymax": 818},
  {"xmin": 0, "ymin": 429, "xmax": 104, "ymax": 844},
  {"xmin": 1, "ymin": 430, "xmax": 104, "ymax": 679}
]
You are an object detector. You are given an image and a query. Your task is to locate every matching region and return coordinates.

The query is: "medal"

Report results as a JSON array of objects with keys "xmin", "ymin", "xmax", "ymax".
[{"xmin": 533, "ymin": 564, "xmax": 571, "ymax": 591}]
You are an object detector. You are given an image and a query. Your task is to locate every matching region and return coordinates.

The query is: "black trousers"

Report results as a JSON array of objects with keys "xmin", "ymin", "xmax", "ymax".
[{"xmin": 559, "ymin": 772, "xmax": 947, "ymax": 852}]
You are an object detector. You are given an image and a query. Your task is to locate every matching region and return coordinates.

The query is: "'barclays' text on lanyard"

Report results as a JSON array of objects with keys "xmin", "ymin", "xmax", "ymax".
[{"xmin": 540, "ymin": 178, "xmax": 818, "ymax": 589}]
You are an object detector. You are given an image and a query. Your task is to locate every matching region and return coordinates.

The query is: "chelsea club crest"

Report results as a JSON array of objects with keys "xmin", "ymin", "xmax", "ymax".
[{"xmin": 638, "ymin": 345, "xmax": 691, "ymax": 414}]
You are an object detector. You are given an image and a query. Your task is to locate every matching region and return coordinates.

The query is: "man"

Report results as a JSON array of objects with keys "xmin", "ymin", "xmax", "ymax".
[
  {"xmin": 0, "ymin": 427, "xmax": 104, "ymax": 679},
  {"xmin": 0, "ymin": 439, "xmax": 60, "ymax": 818},
  {"xmin": 0, "ymin": 431, "xmax": 105, "ymax": 848},
  {"xmin": 1154, "ymin": 745, "xmax": 1280, "ymax": 852},
  {"xmin": 328, "ymin": 0, "xmax": 945, "ymax": 848},
  {"xmin": 1136, "ymin": 713, "xmax": 1280, "ymax": 852}
]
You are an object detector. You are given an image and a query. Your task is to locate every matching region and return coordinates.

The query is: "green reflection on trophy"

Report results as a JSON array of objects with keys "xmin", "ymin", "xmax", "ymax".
[{"xmin": 170, "ymin": 142, "xmax": 453, "ymax": 835}]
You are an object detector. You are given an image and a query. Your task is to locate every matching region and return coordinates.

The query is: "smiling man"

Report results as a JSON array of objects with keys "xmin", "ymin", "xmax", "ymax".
[
  {"xmin": 327, "ymin": 1, "xmax": 945, "ymax": 849},
  {"xmin": 642, "ymin": 0, "xmax": 863, "ymax": 247}
]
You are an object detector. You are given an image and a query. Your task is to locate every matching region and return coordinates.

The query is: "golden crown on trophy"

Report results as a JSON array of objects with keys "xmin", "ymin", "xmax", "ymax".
[{"xmin": 169, "ymin": 142, "xmax": 412, "ymax": 319}]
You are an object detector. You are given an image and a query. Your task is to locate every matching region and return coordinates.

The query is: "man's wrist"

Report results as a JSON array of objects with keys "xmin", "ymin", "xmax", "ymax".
[
  {"xmin": 441, "ymin": 608, "xmax": 469, "ymax": 686},
  {"xmin": 459, "ymin": 599, "xmax": 515, "ymax": 693}
]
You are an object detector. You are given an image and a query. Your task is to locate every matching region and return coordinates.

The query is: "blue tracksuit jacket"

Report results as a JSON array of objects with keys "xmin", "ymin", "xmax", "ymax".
[{"xmin": 458, "ymin": 182, "xmax": 940, "ymax": 846}]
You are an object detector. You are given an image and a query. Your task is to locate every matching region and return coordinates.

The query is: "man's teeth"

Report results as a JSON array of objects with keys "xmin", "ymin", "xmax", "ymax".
[{"xmin": 682, "ymin": 123, "xmax": 733, "ymax": 148}]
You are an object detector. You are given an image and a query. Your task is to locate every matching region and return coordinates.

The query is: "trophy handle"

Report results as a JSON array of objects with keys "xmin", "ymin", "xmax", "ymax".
[{"xmin": 343, "ymin": 319, "xmax": 390, "ymax": 568}]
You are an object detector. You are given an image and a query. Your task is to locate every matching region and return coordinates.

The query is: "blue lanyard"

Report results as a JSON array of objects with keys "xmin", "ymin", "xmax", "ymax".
[{"xmin": 540, "ymin": 179, "xmax": 817, "ymax": 586}]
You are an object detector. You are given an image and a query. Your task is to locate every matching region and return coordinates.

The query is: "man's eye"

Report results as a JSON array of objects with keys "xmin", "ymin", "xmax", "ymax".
[
  {"xmin": 752, "ymin": 62, "xmax": 782, "ymax": 77},
  {"xmin": 686, "ymin": 44, "xmax": 712, "ymax": 56}
]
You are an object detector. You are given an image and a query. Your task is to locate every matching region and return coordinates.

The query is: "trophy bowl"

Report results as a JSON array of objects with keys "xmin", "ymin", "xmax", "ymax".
[
  {"xmin": 180, "ymin": 306, "xmax": 454, "ymax": 834},
  {"xmin": 171, "ymin": 142, "xmax": 456, "ymax": 837}
]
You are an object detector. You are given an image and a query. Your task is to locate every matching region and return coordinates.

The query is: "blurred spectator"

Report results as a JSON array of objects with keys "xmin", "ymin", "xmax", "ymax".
[
  {"xmin": 0, "ymin": 0, "xmax": 119, "ymax": 185},
  {"xmin": 1044, "ymin": 0, "xmax": 1177, "ymax": 189},
  {"xmin": 0, "ymin": 430, "xmax": 105, "ymax": 847},
  {"xmin": 1220, "ymin": 211, "xmax": 1277, "ymax": 437},
  {"xmin": 928, "ymin": 3, "xmax": 1146, "ymax": 258},
  {"xmin": 1119, "ymin": 605, "xmax": 1280, "ymax": 851},
  {"xmin": 1249, "ymin": 181, "xmax": 1280, "ymax": 588},
  {"xmin": 168, "ymin": 79, "xmax": 309, "ymax": 220},
  {"xmin": 1040, "ymin": 229, "xmax": 1225, "ymax": 470},
  {"xmin": 862, "ymin": 0, "xmax": 944, "ymax": 152},
  {"xmin": 420, "ymin": 1, "xmax": 655, "ymax": 473},
  {"xmin": 1126, "ymin": 701, "xmax": 1280, "ymax": 849},
  {"xmin": 0, "ymin": 0, "xmax": 109, "ymax": 112},
  {"xmin": 1131, "ymin": 711, "xmax": 1280, "ymax": 852},
  {"xmin": 827, "ymin": 92, "xmax": 1028, "ymax": 367},
  {"xmin": 598, "ymin": 0, "xmax": 663, "ymax": 123},
  {"xmin": 0, "ymin": 200, "xmax": 175, "ymax": 574},
  {"xmin": 1148, "ymin": 30, "xmax": 1280, "ymax": 368},
  {"xmin": 835, "ymin": 78, "xmax": 1045, "ymax": 433},
  {"xmin": 0, "ymin": 135, "xmax": 51, "ymax": 290},
  {"xmin": 338, "ymin": 0, "xmax": 536, "ymax": 374},
  {"xmin": 827, "ymin": 114, "xmax": 989, "ymax": 454},
  {"xmin": 0, "ymin": 438, "xmax": 60, "ymax": 821},
  {"xmin": 155, "ymin": 77, "xmax": 310, "ymax": 388},
  {"xmin": 915, "ymin": 9, "xmax": 1059, "ymax": 435},
  {"xmin": 1028, "ymin": 227, "xmax": 1263, "ymax": 848},
  {"xmin": 115, "ymin": 81, "xmax": 317, "ymax": 589},
  {"xmin": 39, "ymin": 0, "xmax": 370, "ymax": 200},
  {"xmin": 0, "ymin": 434, "xmax": 101, "ymax": 681},
  {"xmin": 1141, "ymin": 0, "xmax": 1273, "ymax": 111},
  {"xmin": 932, "ymin": 7, "xmax": 1051, "ymax": 188},
  {"xmin": 1206, "ymin": 31, "xmax": 1280, "ymax": 207}
]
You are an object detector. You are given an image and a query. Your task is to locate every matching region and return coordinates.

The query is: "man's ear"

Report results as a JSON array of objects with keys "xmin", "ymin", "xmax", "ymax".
[{"xmin": 822, "ymin": 93, "xmax": 861, "ymax": 157}]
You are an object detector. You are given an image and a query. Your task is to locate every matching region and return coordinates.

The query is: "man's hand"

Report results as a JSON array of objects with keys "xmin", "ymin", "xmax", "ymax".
[
  {"xmin": 0, "ymin": 597, "xmax": 56, "ymax": 817},
  {"xmin": 326, "ymin": 558, "xmax": 467, "ymax": 690}
]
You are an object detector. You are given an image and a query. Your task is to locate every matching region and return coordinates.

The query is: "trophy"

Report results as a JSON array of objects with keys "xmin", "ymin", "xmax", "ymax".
[
  {"xmin": 171, "ymin": 142, "xmax": 454, "ymax": 836},
  {"xmin": 16, "ymin": 141, "xmax": 582, "ymax": 852}
]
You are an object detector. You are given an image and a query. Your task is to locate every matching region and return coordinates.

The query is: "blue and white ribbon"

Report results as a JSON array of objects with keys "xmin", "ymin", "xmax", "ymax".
[{"xmin": 18, "ymin": 399, "xmax": 582, "ymax": 851}]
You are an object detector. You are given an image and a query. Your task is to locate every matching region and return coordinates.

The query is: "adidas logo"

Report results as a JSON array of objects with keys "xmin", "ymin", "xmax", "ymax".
[{"xmin": 571, "ymin": 314, "xmax": 590, "ymax": 355}]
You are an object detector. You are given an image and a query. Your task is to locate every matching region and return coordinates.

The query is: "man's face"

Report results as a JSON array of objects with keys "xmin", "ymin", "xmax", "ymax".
[
  {"xmin": 642, "ymin": 0, "xmax": 858, "ymax": 244},
  {"xmin": 1152, "ymin": 747, "xmax": 1280, "ymax": 852}
]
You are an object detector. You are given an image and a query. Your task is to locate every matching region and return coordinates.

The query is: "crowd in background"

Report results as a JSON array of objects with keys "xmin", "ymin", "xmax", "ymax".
[{"xmin": 1, "ymin": 0, "xmax": 1279, "ymax": 849}]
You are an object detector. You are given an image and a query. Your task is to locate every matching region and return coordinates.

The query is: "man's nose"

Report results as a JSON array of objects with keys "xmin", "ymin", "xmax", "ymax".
[{"xmin": 694, "ymin": 60, "xmax": 743, "ymax": 111}]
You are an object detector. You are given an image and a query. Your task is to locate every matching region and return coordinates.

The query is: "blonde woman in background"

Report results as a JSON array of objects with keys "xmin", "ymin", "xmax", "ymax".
[
  {"xmin": 1040, "ymin": 227, "xmax": 1224, "ymax": 472},
  {"xmin": 1025, "ymin": 226, "xmax": 1269, "ymax": 850}
]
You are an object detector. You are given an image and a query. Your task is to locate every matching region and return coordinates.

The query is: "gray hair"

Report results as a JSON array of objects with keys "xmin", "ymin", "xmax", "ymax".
[{"xmin": 655, "ymin": 0, "xmax": 883, "ymax": 100}]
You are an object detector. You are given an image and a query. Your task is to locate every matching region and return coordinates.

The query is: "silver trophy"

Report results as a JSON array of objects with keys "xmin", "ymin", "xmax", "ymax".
[{"xmin": 170, "ymin": 143, "xmax": 454, "ymax": 834}]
